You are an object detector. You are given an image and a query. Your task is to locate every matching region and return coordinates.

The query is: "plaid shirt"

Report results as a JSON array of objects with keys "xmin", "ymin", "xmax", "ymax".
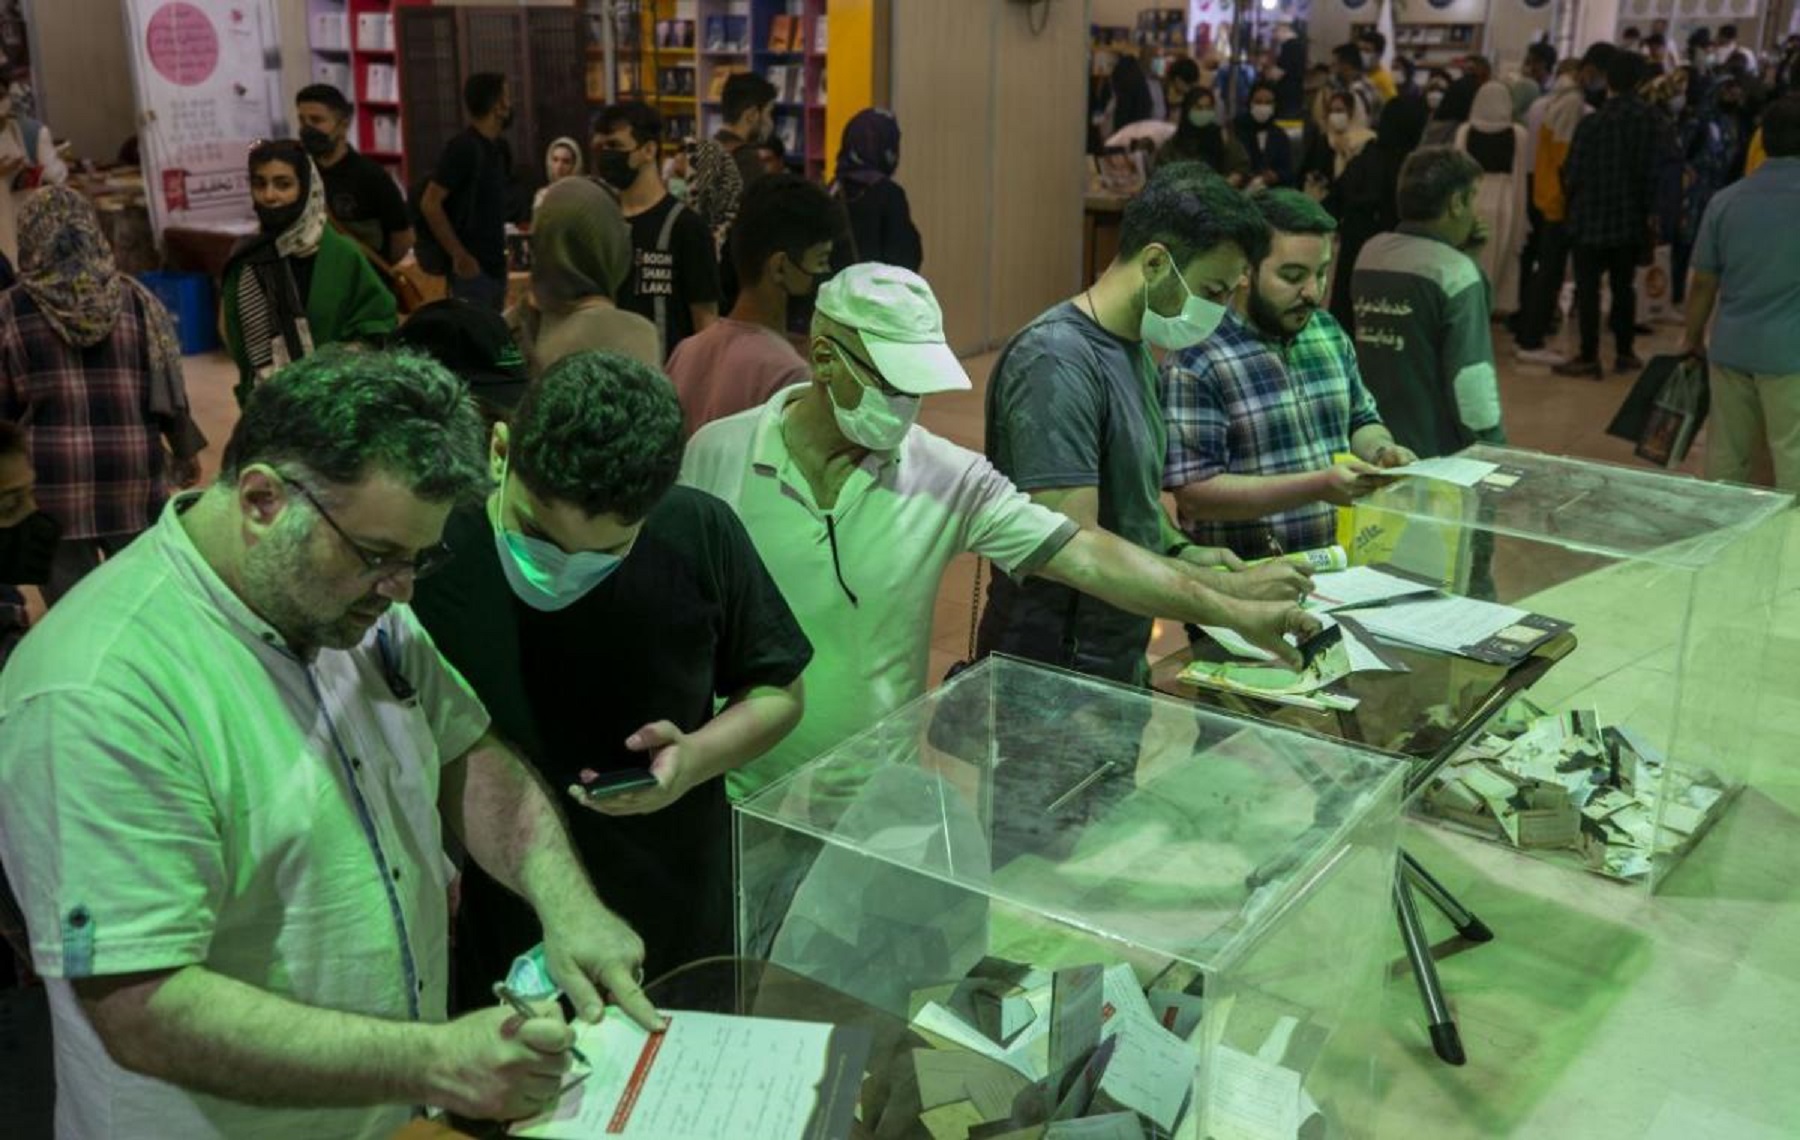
[
  {"xmin": 1161, "ymin": 309, "xmax": 1383, "ymax": 557},
  {"xmin": 1563, "ymin": 93, "xmax": 1661, "ymax": 247},
  {"xmin": 0, "ymin": 288, "xmax": 172, "ymax": 541}
]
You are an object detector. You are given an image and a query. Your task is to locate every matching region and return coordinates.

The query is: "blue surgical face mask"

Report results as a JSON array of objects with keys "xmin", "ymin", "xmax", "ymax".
[{"xmin": 491, "ymin": 458, "xmax": 625, "ymax": 611}]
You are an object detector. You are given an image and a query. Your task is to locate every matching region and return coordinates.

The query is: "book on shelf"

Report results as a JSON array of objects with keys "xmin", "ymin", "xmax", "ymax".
[
  {"xmin": 769, "ymin": 14, "xmax": 793, "ymax": 52},
  {"xmin": 709, "ymin": 65, "xmax": 746, "ymax": 101},
  {"xmin": 705, "ymin": 15, "xmax": 748, "ymax": 52},
  {"xmin": 765, "ymin": 63, "xmax": 805, "ymax": 104},
  {"xmin": 774, "ymin": 113, "xmax": 799, "ymax": 155},
  {"xmin": 788, "ymin": 14, "xmax": 807, "ymax": 53},
  {"xmin": 814, "ymin": 15, "xmax": 827, "ymax": 53}
]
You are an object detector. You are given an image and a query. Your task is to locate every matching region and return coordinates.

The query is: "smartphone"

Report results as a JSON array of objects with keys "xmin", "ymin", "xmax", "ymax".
[{"xmin": 580, "ymin": 769, "xmax": 660, "ymax": 800}]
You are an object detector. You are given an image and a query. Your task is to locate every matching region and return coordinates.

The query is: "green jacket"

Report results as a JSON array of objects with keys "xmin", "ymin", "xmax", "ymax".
[{"xmin": 223, "ymin": 225, "xmax": 396, "ymax": 404}]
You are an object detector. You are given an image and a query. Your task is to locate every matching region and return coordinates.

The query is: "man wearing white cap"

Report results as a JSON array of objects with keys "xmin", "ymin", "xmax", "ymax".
[{"xmin": 681, "ymin": 263, "xmax": 1319, "ymax": 800}]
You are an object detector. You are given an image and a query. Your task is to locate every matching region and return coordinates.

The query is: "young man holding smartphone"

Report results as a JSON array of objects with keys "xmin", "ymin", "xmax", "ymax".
[{"xmin": 409, "ymin": 350, "xmax": 810, "ymax": 1005}]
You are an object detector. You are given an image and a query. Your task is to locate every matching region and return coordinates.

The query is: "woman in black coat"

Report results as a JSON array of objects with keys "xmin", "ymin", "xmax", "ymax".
[{"xmin": 1327, "ymin": 95, "xmax": 1430, "ymax": 334}]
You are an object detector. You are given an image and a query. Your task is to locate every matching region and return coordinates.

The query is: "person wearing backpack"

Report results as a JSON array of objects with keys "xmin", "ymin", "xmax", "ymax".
[
  {"xmin": 417, "ymin": 73, "xmax": 514, "ymax": 311},
  {"xmin": 592, "ymin": 102, "xmax": 721, "ymax": 360}
]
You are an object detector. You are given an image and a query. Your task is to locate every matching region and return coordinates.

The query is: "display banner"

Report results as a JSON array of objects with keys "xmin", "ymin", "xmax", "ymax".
[{"xmin": 124, "ymin": 0, "xmax": 284, "ymax": 234}]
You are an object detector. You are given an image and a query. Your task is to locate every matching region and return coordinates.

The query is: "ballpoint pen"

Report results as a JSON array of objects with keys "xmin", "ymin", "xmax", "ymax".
[{"xmin": 493, "ymin": 982, "xmax": 590, "ymax": 1065}]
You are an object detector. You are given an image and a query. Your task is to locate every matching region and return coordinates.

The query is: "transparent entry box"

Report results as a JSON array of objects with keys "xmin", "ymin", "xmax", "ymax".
[
  {"xmin": 1348, "ymin": 445, "xmax": 1792, "ymax": 892},
  {"xmin": 735, "ymin": 657, "xmax": 1406, "ymax": 1139}
]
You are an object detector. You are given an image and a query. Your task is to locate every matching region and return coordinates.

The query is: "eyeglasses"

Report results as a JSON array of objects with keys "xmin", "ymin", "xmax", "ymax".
[
  {"xmin": 822, "ymin": 335, "xmax": 907, "ymax": 398},
  {"xmin": 281, "ymin": 476, "xmax": 454, "ymax": 582}
]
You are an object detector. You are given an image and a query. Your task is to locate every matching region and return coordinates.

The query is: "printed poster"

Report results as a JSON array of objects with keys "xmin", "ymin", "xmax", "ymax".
[{"xmin": 125, "ymin": 0, "xmax": 284, "ymax": 233}]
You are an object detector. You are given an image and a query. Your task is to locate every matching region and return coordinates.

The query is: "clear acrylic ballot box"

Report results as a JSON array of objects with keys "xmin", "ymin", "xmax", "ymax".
[
  {"xmin": 1347, "ymin": 445, "xmax": 1792, "ymax": 892},
  {"xmin": 735, "ymin": 657, "xmax": 1407, "ymax": 1139}
]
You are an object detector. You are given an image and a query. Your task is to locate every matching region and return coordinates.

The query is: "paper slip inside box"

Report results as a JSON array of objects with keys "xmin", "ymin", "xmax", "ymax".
[
  {"xmin": 1380, "ymin": 456, "xmax": 1502, "ymax": 487},
  {"xmin": 1348, "ymin": 595, "xmax": 1569, "ymax": 664},
  {"xmin": 511, "ymin": 1011, "xmax": 868, "ymax": 1140}
]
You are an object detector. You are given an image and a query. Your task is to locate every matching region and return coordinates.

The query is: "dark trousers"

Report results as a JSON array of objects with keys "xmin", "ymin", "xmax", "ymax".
[
  {"xmin": 1573, "ymin": 243, "xmax": 1639, "ymax": 361},
  {"xmin": 1515, "ymin": 221, "xmax": 1574, "ymax": 348}
]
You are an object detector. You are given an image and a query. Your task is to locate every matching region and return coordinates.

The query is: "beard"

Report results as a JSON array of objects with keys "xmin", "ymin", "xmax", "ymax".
[
  {"xmin": 243, "ymin": 513, "xmax": 390, "ymax": 653},
  {"xmin": 1249, "ymin": 286, "xmax": 1315, "ymax": 340}
]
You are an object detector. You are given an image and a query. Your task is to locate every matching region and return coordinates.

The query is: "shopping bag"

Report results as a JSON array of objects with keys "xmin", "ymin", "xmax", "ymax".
[
  {"xmin": 1631, "ymin": 357, "xmax": 1709, "ymax": 468},
  {"xmin": 1607, "ymin": 354, "xmax": 1692, "ymax": 443}
]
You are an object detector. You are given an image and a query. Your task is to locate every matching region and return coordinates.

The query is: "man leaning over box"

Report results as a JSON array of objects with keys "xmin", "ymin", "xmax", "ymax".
[{"xmin": 0, "ymin": 349, "xmax": 662, "ymax": 1140}]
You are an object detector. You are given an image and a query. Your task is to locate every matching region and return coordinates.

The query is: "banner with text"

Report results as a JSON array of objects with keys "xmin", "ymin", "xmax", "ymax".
[{"xmin": 125, "ymin": 0, "xmax": 284, "ymax": 234}]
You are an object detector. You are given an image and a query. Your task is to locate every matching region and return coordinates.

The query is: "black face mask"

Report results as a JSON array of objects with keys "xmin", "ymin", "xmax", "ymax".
[
  {"xmin": 593, "ymin": 148, "xmax": 636, "ymax": 191},
  {"xmin": 255, "ymin": 198, "xmax": 307, "ymax": 235},
  {"xmin": 299, "ymin": 125, "xmax": 337, "ymax": 157},
  {"xmin": 0, "ymin": 510, "xmax": 61, "ymax": 586}
]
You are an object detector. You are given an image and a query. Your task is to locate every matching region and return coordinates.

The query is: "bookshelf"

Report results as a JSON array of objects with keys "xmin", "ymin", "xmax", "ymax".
[
  {"xmin": 307, "ymin": 0, "xmax": 431, "ymax": 181},
  {"xmin": 1351, "ymin": 21, "xmax": 1486, "ymax": 66},
  {"xmin": 592, "ymin": 0, "xmax": 830, "ymax": 181}
]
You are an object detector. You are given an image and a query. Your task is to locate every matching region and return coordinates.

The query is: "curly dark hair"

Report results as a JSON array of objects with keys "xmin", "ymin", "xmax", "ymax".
[
  {"xmin": 221, "ymin": 347, "xmax": 489, "ymax": 503},
  {"xmin": 1120, "ymin": 161, "xmax": 1268, "ymax": 266},
  {"xmin": 509, "ymin": 351, "xmax": 683, "ymax": 524}
]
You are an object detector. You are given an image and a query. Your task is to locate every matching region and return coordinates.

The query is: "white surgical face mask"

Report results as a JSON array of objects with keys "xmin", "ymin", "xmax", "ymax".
[
  {"xmin": 1251, "ymin": 104, "xmax": 1275, "ymax": 123},
  {"xmin": 1328, "ymin": 111, "xmax": 1350, "ymax": 131},
  {"xmin": 1427, "ymin": 90, "xmax": 1446, "ymax": 109},
  {"xmin": 1447, "ymin": 67, "xmax": 1465, "ymax": 81},
  {"xmin": 1140, "ymin": 258, "xmax": 1228, "ymax": 350},
  {"xmin": 1188, "ymin": 108, "xmax": 1217, "ymax": 128},
  {"xmin": 829, "ymin": 344, "xmax": 920, "ymax": 451},
  {"xmin": 490, "ymin": 459, "xmax": 625, "ymax": 611}
]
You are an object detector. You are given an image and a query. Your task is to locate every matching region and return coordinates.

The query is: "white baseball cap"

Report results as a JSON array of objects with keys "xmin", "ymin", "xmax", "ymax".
[{"xmin": 814, "ymin": 264, "xmax": 971, "ymax": 396}]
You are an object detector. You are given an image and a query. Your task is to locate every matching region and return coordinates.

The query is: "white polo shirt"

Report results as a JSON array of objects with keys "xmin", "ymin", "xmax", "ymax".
[
  {"xmin": 680, "ymin": 388, "xmax": 1078, "ymax": 799},
  {"xmin": 0, "ymin": 494, "xmax": 490, "ymax": 1140}
]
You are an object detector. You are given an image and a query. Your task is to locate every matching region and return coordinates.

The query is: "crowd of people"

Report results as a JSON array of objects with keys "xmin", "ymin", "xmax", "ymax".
[
  {"xmin": 1095, "ymin": 23, "xmax": 1800, "ymax": 484},
  {"xmin": 0, "ymin": 22, "xmax": 1795, "ymax": 1139}
]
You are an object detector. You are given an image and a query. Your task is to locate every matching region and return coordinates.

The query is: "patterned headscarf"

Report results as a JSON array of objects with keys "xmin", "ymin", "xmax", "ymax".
[
  {"xmin": 16, "ymin": 187, "xmax": 192, "ymax": 433},
  {"xmin": 248, "ymin": 140, "xmax": 328, "ymax": 259},
  {"xmin": 835, "ymin": 108, "xmax": 901, "ymax": 187}
]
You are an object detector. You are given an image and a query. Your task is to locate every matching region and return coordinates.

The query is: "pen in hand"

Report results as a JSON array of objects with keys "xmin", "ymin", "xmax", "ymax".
[{"xmin": 494, "ymin": 982, "xmax": 590, "ymax": 1065}]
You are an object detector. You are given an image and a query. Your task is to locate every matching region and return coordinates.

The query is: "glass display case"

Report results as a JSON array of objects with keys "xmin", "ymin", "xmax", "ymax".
[
  {"xmin": 735, "ymin": 657, "xmax": 1406, "ymax": 1140},
  {"xmin": 1343, "ymin": 446, "xmax": 1791, "ymax": 892}
]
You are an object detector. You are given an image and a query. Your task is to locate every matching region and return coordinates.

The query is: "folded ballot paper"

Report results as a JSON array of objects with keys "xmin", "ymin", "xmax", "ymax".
[{"xmin": 510, "ymin": 1010, "xmax": 869, "ymax": 1140}]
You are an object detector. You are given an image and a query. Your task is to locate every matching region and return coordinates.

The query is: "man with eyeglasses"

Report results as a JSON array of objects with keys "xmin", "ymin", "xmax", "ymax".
[
  {"xmin": 680, "ymin": 263, "xmax": 1320, "ymax": 805},
  {"xmin": 0, "ymin": 349, "xmax": 666, "ymax": 1138},
  {"xmin": 409, "ymin": 350, "xmax": 810, "ymax": 1006}
]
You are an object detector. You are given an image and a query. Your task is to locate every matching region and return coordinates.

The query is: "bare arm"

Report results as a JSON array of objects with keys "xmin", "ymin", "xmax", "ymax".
[
  {"xmin": 441, "ymin": 733, "xmax": 659, "ymax": 1028},
  {"xmin": 1683, "ymin": 270, "xmax": 1720, "ymax": 356},
  {"xmin": 73, "ymin": 966, "xmax": 569, "ymax": 1120},
  {"xmin": 388, "ymin": 226, "xmax": 416, "ymax": 265},
  {"xmin": 577, "ymin": 681, "xmax": 803, "ymax": 818},
  {"xmin": 1034, "ymin": 528, "xmax": 1318, "ymax": 667},
  {"xmin": 1172, "ymin": 468, "xmax": 1369, "ymax": 522}
]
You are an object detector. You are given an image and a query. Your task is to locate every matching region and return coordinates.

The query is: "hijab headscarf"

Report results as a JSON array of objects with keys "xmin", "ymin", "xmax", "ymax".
[
  {"xmin": 231, "ymin": 140, "xmax": 327, "ymax": 378},
  {"xmin": 1324, "ymin": 95, "xmax": 1376, "ymax": 170},
  {"xmin": 835, "ymin": 108, "xmax": 901, "ymax": 188},
  {"xmin": 1469, "ymin": 80, "xmax": 1516, "ymax": 132},
  {"xmin": 1462, "ymin": 80, "xmax": 1520, "ymax": 173},
  {"xmin": 530, "ymin": 177, "xmax": 632, "ymax": 311},
  {"xmin": 543, "ymin": 136, "xmax": 584, "ymax": 183},
  {"xmin": 1109, "ymin": 56, "xmax": 1155, "ymax": 130},
  {"xmin": 17, "ymin": 187, "xmax": 192, "ymax": 436},
  {"xmin": 1168, "ymin": 88, "xmax": 1229, "ymax": 170},
  {"xmin": 1436, "ymin": 77, "xmax": 1477, "ymax": 124},
  {"xmin": 1374, "ymin": 94, "xmax": 1430, "ymax": 154}
]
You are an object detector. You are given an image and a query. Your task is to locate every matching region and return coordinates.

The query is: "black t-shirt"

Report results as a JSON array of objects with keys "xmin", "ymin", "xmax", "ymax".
[
  {"xmin": 432, "ymin": 128, "xmax": 510, "ymax": 278},
  {"xmin": 619, "ymin": 194, "xmax": 721, "ymax": 359},
  {"xmin": 410, "ymin": 486, "xmax": 812, "ymax": 1000},
  {"xmin": 318, "ymin": 147, "xmax": 409, "ymax": 255}
]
